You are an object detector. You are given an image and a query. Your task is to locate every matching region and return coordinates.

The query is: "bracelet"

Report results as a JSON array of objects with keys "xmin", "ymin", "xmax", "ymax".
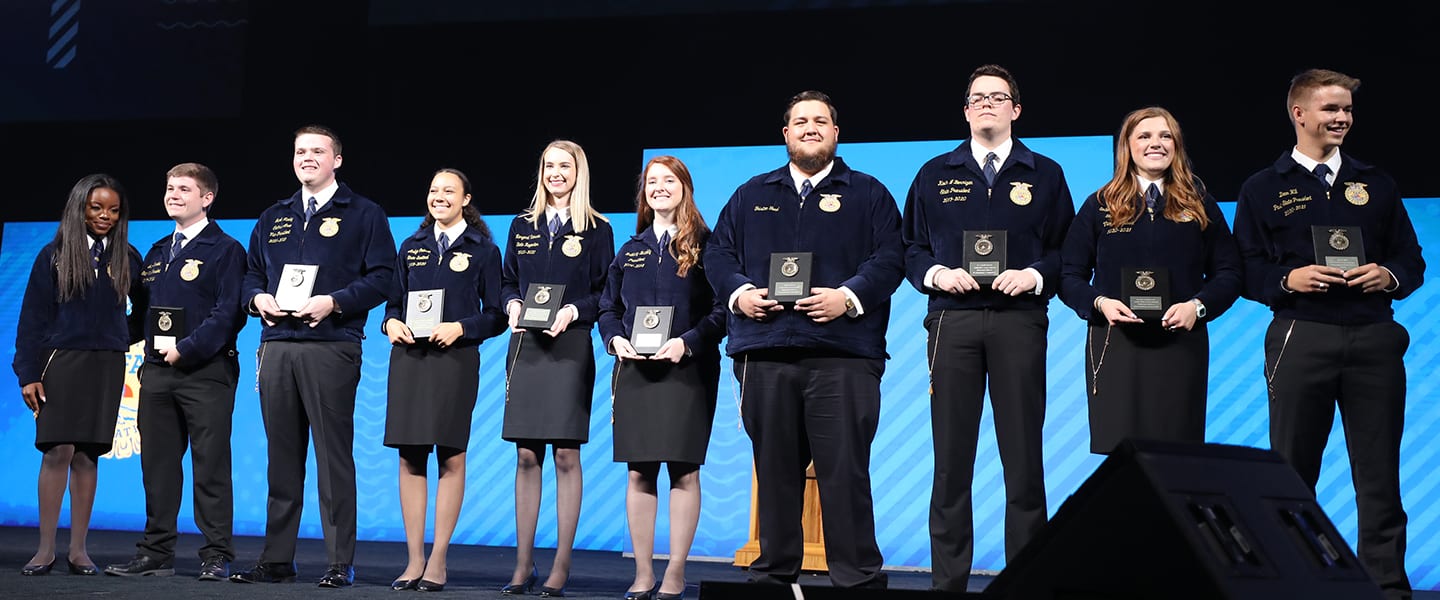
[{"xmin": 1093, "ymin": 295, "xmax": 1110, "ymax": 311}]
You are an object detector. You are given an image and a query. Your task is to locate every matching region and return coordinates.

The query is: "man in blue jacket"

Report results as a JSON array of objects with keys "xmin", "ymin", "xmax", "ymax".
[
  {"xmin": 104, "ymin": 163, "xmax": 246, "ymax": 581},
  {"xmin": 1234, "ymin": 68, "xmax": 1424, "ymax": 600},
  {"xmin": 705, "ymin": 90, "xmax": 903, "ymax": 589},
  {"xmin": 901, "ymin": 64, "xmax": 1073, "ymax": 592},
  {"xmin": 230, "ymin": 125, "xmax": 396, "ymax": 588}
]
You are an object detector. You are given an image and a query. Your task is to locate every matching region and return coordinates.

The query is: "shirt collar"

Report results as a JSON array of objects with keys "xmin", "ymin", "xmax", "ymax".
[
  {"xmin": 302, "ymin": 181, "xmax": 341, "ymax": 210},
  {"xmin": 1290, "ymin": 147, "xmax": 1342, "ymax": 182},
  {"xmin": 1135, "ymin": 175, "xmax": 1165, "ymax": 195},
  {"xmin": 970, "ymin": 137, "xmax": 1014, "ymax": 168},
  {"xmin": 174, "ymin": 217, "xmax": 210, "ymax": 242},
  {"xmin": 788, "ymin": 160, "xmax": 835, "ymax": 194},
  {"xmin": 435, "ymin": 219, "xmax": 467, "ymax": 242},
  {"xmin": 545, "ymin": 204, "xmax": 570, "ymax": 225}
]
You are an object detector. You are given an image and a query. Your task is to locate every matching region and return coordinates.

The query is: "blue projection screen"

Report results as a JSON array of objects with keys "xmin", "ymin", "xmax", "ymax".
[{"xmin": 1, "ymin": 137, "xmax": 1438, "ymax": 590}]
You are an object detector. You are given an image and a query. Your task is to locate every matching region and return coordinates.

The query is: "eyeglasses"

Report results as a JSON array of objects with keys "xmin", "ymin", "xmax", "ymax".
[{"xmin": 965, "ymin": 92, "xmax": 1013, "ymax": 108}]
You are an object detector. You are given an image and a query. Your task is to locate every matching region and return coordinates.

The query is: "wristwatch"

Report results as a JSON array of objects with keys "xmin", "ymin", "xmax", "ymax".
[
  {"xmin": 844, "ymin": 296, "xmax": 858, "ymax": 318},
  {"xmin": 1190, "ymin": 298, "xmax": 1207, "ymax": 319}
]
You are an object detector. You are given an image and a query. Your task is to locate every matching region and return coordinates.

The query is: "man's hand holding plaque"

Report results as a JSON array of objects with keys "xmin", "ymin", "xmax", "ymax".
[
  {"xmin": 768, "ymin": 252, "xmax": 812, "ymax": 306},
  {"xmin": 148, "ymin": 306, "xmax": 187, "ymax": 354},
  {"xmin": 274, "ymin": 263, "xmax": 319, "ymax": 312},
  {"xmin": 962, "ymin": 230, "xmax": 1007, "ymax": 285}
]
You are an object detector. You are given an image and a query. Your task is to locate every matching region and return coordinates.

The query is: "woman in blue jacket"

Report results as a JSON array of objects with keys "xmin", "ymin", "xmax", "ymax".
[
  {"xmin": 14, "ymin": 174, "xmax": 144, "ymax": 576},
  {"xmin": 1059, "ymin": 107, "xmax": 1242, "ymax": 454},
  {"xmin": 599, "ymin": 156, "xmax": 725, "ymax": 600},
  {"xmin": 499, "ymin": 141, "xmax": 615, "ymax": 596},
  {"xmin": 382, "ymin": 168, "xmax": 506, "ymax": 591}
]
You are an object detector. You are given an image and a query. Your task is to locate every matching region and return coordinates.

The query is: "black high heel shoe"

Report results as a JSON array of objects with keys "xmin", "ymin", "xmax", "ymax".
[
  {"xmin": 501, "ymin": 565, "xmax": 539, "ymax": 595},
  {"xmin": 539, "ymin": 585, "xmax": 565, "ymax": 598},
  {"xmin": 655, "ymin": 582, "xmax": 686, "ymax": 600}
]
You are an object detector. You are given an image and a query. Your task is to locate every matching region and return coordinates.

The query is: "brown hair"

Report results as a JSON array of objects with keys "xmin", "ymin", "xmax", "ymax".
[
  {"xmin": 636, "ymin": 156, "xmax": 709, "ymax": 277},
  {"xmin": 1098, "ymin": 107, "xmax": 1210, "ymax": 230},
  {"xmin": 1287, "ymin": 68, "xmax": 1360, "ymax": 119},
  {"xmin": 294, "ymin": 124, "xmax": 343, "ymax": 156}
]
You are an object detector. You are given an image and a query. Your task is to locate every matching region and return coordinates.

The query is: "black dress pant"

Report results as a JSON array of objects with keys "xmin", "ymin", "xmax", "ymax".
[
  {"xmin": 1265, "ymin": 318, "xmax": 1410, "ymax": 599},
  {"xmin": 926, "ymin": 309, "xmax": 1048, "ymax": 592},
  {"xmin": 136, "ymin": 355, "xmax": 239, "ymax": 562},
  {"xmin": 737, "ymin": 350, "xmax": 887, "ymax": 589},
  {"xmin": 256, "ymin": 340, "xmax": 361, "ymax": 565}
]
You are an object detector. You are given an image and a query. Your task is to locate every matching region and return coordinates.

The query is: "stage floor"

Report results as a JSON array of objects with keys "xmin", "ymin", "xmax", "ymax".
[{"xmin": 0, "ymin": 526, "xmax": 959, "ymax": 599}]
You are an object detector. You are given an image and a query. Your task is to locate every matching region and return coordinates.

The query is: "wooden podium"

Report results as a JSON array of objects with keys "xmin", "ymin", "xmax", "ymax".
[{"xmin": 733, "ymin": 463, "xmax": 829, "ymax": 572}]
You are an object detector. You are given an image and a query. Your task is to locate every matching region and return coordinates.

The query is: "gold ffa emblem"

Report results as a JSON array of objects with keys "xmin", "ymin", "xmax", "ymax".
[
  {"xmin": 180, "ymin": 259, "xmax": 202, "ymax": 281},
  {"xmin": 561, "ymin": 235, "xmax": 583, "ymax": 258},
  {"xmin": 1135, "ymin": 270, "xmax": 1156, "ymax": 291},
  {"xmin": 642, "ymin": 309, "xmax": 661, "ymax": 329},
  {"xmin": 449, "ymin": 252, "xmax": 471, "ymax": 272},
  {"xmin": 1009, "ymin": 182, "xmax": 1033, "ymax": 206},
  {"xmin": 534, "ymin": 285, "xmax": 553, "ymax": 305},
  {"xmin": 818, "ymin": 193, "xmax": 842, "ymax": 213},
  {"xmin": 157, "ymin": 311, "xmax": 174, "ymax": 332},
  {"xmin": 1328, "ymin": 228, "xmax": 1350, "ymax": 251},
  {"xmin": 974, "ymin": 233, "xmax": 994, "ymax": 256},
  {"xmin": 1344, "ymin": 182, "xmax": 1369, "ymax": 206},
  {"xmin": 780, "ymin": 256, "xmax": 800, "ymax": 277},
  {"xmin": 319, "ymin": 217, "xmax": 341, "ymax": 237}
]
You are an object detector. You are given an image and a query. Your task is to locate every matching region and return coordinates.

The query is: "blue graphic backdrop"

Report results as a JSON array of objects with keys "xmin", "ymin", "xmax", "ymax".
[{"xmin": 1, "ymin": 137, "xmax": 1437, "ymax": 590}]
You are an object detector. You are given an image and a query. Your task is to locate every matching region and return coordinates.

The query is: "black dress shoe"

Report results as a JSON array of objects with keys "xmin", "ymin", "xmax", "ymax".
[
  {"xmin": 229, "ymin": 561, "xmax": 298, "ymax": 583},
  {"xmin": 624, "ymin": 586, "xmax": 656, "ymax": 600},
  {"xmin": 416, "ymin": 579, "xmax": 446, "ymax": 592},
  {"xmin": 20, "ymin": 559, "xmax": 55, "ymax": 576},
  {"xmin": 655, "ymin": 591, "xmax": 683, "ymax": 600},
  {"xmin": 391, "ymin": 578, "xmax": 418, "ymax": 591},
  {"xmin": 68, "ymin": 561, "xmax": 100, "ymax": 576},
  {"xmin": 198, "ymin": 556, "xmax": 229, "ymax": 581},
  {"xmin": 104, "ymin": 555, "xmax": 175, "ymax": 577},
  {"xmin": 318, "ymin": 563, "xmax": 354, "ymax": 588},
  {"xmin": 539, "ymin": 585, "xmax": 566, "ymax": 598},
  {"xmin": 501, "ymin": 566, "xmax": 539, "ymax": 595}
]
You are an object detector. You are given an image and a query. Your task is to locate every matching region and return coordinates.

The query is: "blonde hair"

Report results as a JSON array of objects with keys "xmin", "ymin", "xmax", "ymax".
[{"xmin": 523, "ymin": 140, "xmax": 608, "ymax": 233}]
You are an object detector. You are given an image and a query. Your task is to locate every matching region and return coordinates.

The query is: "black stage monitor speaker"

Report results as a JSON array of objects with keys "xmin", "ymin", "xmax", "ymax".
[{"xmin": 984, "ymin": 439, "xmax": 1383, "ymax": 600}]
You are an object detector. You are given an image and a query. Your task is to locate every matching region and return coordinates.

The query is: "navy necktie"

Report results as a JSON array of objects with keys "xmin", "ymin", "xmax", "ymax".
[
  {"xmin": 170, "ymin": 232, "xmax": 186, "ymax": 263},
  {"xmin": 305, "ymin": 197, "xmax": 318, "ymax": 226},
  {"xmin": 1312, "ymin": 163, "xmax": 1331, "ymax": 186},
  {"xmin": 438, "ymin": 231, "xmax": 451, "ymax": 255},
  {"xmin": 799, "ymin": 179, "xmax": 813, "ymax": 200},
  {"xmin": 1144, "ymin": 183, "xmax": 1159, "ymax": 213},
  {"xmin": 983, "ymin": 152, "xmax": 998, "ymax": 186},
  {"xmin": 548, "ymin": 215, "xmax": 561, "ymax": 238},
  {"xmin": 90, "ymin": 237, "xmax": 104, "ymax": 270}
]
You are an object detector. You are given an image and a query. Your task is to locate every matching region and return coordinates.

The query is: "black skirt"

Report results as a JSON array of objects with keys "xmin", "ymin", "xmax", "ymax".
[
  {"xmin": 611, "ymin": 352, "xmax": 720, "ymax": 464},
  {"xmin": 35, "ymin": 349, "xmax": 126, "ymax": 453},
  {"xmin": 1084, "ymin": 321, "xmax": 1209, "ymax": 454},
  {"xmin": 384, "ymin": 344, "xmax": 480, "ymax": 451},
  {"xmin": 502, "ymin": 327, "xmax": 596, "ymax": 443}
]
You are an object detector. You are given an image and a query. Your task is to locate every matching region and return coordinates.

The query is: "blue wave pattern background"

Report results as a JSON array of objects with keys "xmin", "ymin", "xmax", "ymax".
[{"xmin": 0, "ymin": 137, "xmax": 1437, "ymax": 589}]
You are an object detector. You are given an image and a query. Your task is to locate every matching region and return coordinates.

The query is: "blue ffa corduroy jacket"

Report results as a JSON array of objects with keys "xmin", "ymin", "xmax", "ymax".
[
  {"xmin": 902, "ymin": 139, "xmax": 1075, "ymax": 311},
  {"xmin": 1233, "ymin": 152, "xmax": 1424, "ymax": 325},
  {"xmin": 138, "ymin": 220, "xmax": 247, "ymax": 367},
  {"xmin": 384, "ymin": 223, "xmax": 506, "ymax": 347},
  {"xmin": 241, "ymin": 182, "xmax": 397, "ymax": 343},
  {"xmin": 500, "ymin": 212, "xmax": 615, "ymax": 328},
  {"xmin": 704, "ymin": 157, "xmax": 904, "ymax": 359},
  {"xmin": 13, "ymin": 240, "xmax": 144, "ymax": 384},
  {"xmin": 1059, "ymin": 184, "xmax": 1243, "ymax": 322},
  {"xmin": 597, "ymin": 229, "xmax": 726, "ymax": 357}
]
